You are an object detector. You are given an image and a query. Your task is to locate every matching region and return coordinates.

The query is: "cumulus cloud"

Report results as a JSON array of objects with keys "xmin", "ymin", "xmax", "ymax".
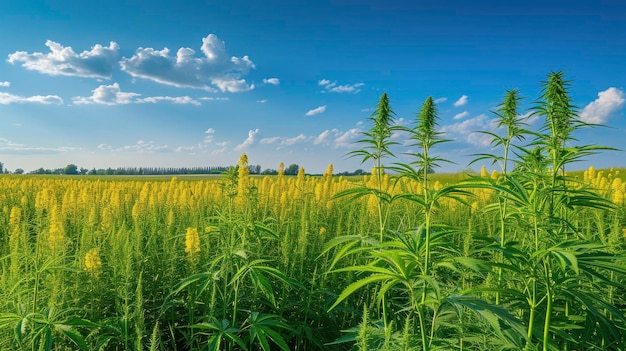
[
  {"xmin": 453, "ymin": 95, "xmax": 468, "ymax": 107},
  {"xmin": 234, "ymin": 128, "xmax": 259, "ymax": 151},
  {"xmin": 74, "ymin": 83, "xmax": 202, "ymax": 105},
  {"xmin": 0, "ymin": 92, "xmax": 63, "ymax": 105},
  {"xmin": 0, "ymin": 81, "xmax": 10, "ymax": 87},
  {"xmin": 305, "ymin": 105, "xmax": 327, "ymax": 116},
  {"xmin": 453, "ymin": 111, "xmax": 470, "ymax": 120},
  {"xmin": 120, "ymin": 34, "xmax": 255, "ymax": 92},
  {"xmin": 73, "ymin": 83, "xmax": 140, "ymax": 105},
  {"xmin": 312, "ymin": 128, "xmax": 363, "ymax": 148},
  {"xmin": 263, "ymin": 78, "xmax": 280, "ymax": 85},
  {"xmin": 313, "ymin": 129, "xmax": 336, "ymax": 145},
  {"xmin": 136, "ymin": 96, "xmax": 201, "ymax": 106},
  {"xmin": 334, "ymin": 128, "xmax": 362, "ymax": 148},
  {"xmin": 319, "ymin": 79, "xmax": 364, "ymax": 94},
  {"xmin": 434, "ymin": 97, "xmax": 447, "ymax": 104},
  {"xmin": 580, "ymin": 87, "xmax": 625, "ymax": 124},
  {"xmin": 7, "ymin": 40, "xmax": 119, "ymax": 79},
  {"xmin": 441, "ymin": 114, "xmax": 496, "ymax": 147}
]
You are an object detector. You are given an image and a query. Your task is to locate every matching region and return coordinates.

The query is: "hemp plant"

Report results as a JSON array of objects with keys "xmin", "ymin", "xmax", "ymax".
[{"xmin": 345, "ymin": 92, "xmax": 398, "ymax": 241}]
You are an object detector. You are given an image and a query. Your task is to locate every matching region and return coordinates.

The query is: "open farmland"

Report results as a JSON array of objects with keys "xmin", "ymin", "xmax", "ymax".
[
  {"xmin": 2, "ymin": 73, "xmax": 626, "ymax": 351},
  {"xmin": 1, "ymin": 160, "xmax": 626, "ymax": 350}
]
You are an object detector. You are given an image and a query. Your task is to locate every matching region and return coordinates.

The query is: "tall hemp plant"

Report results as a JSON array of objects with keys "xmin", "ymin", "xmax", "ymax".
[
  {"xmin": 469, "ymin": 89, "xmax": 525, "ymax": 305},
  {"xmin": 327, "ymin": 96, "xmax": 525, "ymax": 351},
  {"xmin": 345, "ymin": 92, "xmax": 398, "ymax": 241},
  {"xmin": 482, "ymin": 71, "xmax": 626, "ymax": 350}
]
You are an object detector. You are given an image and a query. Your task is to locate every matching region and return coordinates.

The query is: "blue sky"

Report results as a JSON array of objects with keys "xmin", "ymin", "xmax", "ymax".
[{"xmin": 1, "ymin": 0, "xmax": 625, "ymax": 173}]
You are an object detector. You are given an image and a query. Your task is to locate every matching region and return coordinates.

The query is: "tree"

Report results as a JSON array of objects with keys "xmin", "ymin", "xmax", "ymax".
[
  {"xmin": 13, "ymin": 168, "xmax": 24, "ymax": 174},
  {"xmin": 0, "ymin": 161, "xmax": 3, "ymax": 174},
  {"xmin": 64, "ymin": 164, "xmax": 79, "ymax": 175},
  {"xmin": 284, "ymin": 164, "xmax": 299, "ymax": 175}
]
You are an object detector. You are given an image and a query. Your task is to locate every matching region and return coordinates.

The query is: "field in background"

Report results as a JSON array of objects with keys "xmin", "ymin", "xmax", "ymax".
[{"xmin": 0, "ymin": 164, "xmax": 625, "ymax": 350}]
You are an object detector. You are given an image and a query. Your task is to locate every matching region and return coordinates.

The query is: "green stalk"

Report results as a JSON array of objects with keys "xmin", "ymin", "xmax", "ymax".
[
  {"xmin": 417, "ymin": 307, "xmax": 429, "ymax": 351},
  {"xmin": 543, "ymin": 287, "xmax": 553, "ymax": 351},
  {"xmin": 32, "ymin": 234, "xmax": 41, "ymax": 313}
]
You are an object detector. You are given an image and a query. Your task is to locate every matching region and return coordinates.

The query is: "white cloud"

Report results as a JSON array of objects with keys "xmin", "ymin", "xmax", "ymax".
[
  {"xmin": 120, "ymin": 34, "xmax": 255, "ymax": 92},
  {"xmin": 281, "ymin": 134, "xmax": 307, "ymax": 146},
  {"xmin": 263, "ymin": 78, "xmax": 280, "ymax": 85},
  {"xmin": 318, "ymin": 79, "xmax": 331, "ymax": 86},
  {"xmin": 0, "ymin": 137, "xmax": 77, "ymax": 154},
  {"xmin": 212, "ymin": 78, "xmax": 254, "ymax": 93},
  {"xmin": 305, "ymin": 105, "xmax": 327, "ymax": 116},
  {"xmin": 314, "ymin": 129, "xmax": 337, "ymax": 145},
  {"xmin": 260, "ymin": 134, "xmax": 307, "ymax": 146},
  {"xmin": 520, "ymin": 111, "xmax": 539, "ymax": 125},
  {"xmin": 204, "ymin": 128, "xmax": 216, "ymax": 143},
  {"xmin": 313, "ymin": 128, "xmax": 362, "ymax": 148},
  {"xmin": 175, "ymin": 146, "xmax": 196, "ymax": 152},
  {"xmin": 442, "ymin": 114, "xmax": 488, "ymax": 135},
  {"xmin": 7, "ymin": 40, "xmax": 119, "ymax": 79},
  {"xmin": 212, "ymin": 147, "xmax": 227, "ymax": 155},
  {"xmin": 260, "ymin": 136, "xmax": 280, "ymax": 144},
  {"xmin": 234, "ymin": 128, "xmax": 259, "ymax": 151},
  {"xmin": 441, "ymin": 114, "xmax": 497, "ymax": 147},
  {"xmin": 257, "ymin": 99, "xmax": 268, "ymax": 103},
  {"xmin": 0, "ymin": 92, "xmax": 63, "ymax": 105},
  {"xmin": 453, "ymin": 111, "xmax": 470, "ymax": 120},
  {"xmin": 334, "ymin": 128, "xmax": 362, "ymax": 148},
  {"xmin": 580, "ymin": 87, "xmax": 625, "ymax": 124},
  {"xmin": 73, "ymin": 83, "xmax": 140, "ymax": 105},
  {"xmin": 0, "ymin": 81, "xmax": 10, "ymax": 87},
  {"xmin": 200, "ymin": 97, "xmax": 229, "ymax": 101},
  {"xmin": 434, "ymin": 97, "xmax": 447, "ymax": 104},
  {"xmin": 136, "ymin": 96, "xmax": 201, "ymax": 106},
  {"xmin": 318, "ymin": 79, "xmax": 364, "ymax": 94},
  {"xmin": 100, "ymin": 140, "xmax": 169, "ymax": 153},
  {"xmin": 453, "ymin": 95, "xmax": 468, "ymax": 107}
]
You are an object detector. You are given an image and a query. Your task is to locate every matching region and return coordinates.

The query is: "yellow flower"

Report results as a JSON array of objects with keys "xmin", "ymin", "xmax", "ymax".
[
  {"xmin": 490, "ymin": 170, "xmax": 499, "ymax": 180},
  {"xmin": 480, "ymin": 166, "xmax": 488, "ymax": 178},
  {"xmin": 47, "ymin": 205, "xmax": 64, "ymax": 251},
  {"xmin": 9, "ymin": 206, "xmax": 21, "ymax": 231},
  {"xmin": 319, "ymin": 227, "xmax": 327, "ymax": 236},
  {"xmin": 185, "ymin": 227, "xmax": 201, "ymax": 256},
  {"xmin": 612, "ymin": 190, "xmax": 624, "ymax": 205},
  {"xmin": 471, "ymin": 201, "xmax": 479, "ymax": 212},
  {"xmin": 84, "ymin": 248, "xmax": 103, "ymax": 277}
]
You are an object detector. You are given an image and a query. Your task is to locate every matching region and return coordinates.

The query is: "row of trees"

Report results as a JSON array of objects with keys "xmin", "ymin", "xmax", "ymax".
[{"xmin": 0, "ymin": 161, "xmax": 372, "ymax": 177}]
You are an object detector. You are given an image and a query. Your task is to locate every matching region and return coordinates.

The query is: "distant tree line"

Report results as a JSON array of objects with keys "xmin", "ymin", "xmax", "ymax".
[
  {"xmin": 27, "ymin": 165, "xmax": 240, "ymax": 176},
  {"xmin": 1, "ymin": 161, "xmax": 369, "ymax": 177}
]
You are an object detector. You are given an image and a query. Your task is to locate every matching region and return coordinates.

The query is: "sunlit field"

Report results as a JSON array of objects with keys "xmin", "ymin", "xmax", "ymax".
[{"xmin": 1, "ymin": 72, "xmax": 626, "ymax": 351}]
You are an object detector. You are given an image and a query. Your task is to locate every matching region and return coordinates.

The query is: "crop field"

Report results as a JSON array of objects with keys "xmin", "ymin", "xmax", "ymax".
[{"xmin": 1, "ymin": 73, "xmax": 626, "ymax": 351}]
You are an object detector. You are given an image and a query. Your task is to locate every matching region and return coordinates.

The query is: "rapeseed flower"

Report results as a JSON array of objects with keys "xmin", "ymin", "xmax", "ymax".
[{"xmin": 185, "ymin": 227, "xmax": 201, "ymax": 257}]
